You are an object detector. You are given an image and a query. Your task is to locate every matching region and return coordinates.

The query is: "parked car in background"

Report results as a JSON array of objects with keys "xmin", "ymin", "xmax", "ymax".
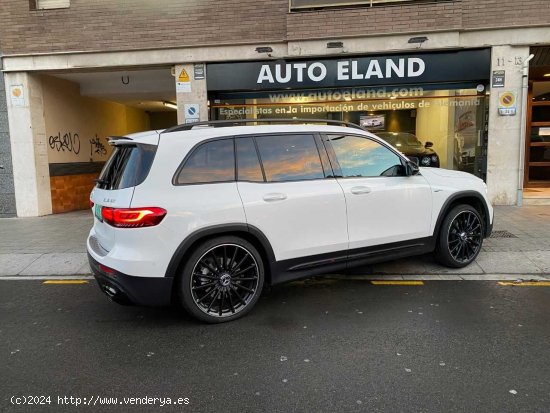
[{"xmin": 377, "ymin": 132, "xmax": 440, "ymax": 167}]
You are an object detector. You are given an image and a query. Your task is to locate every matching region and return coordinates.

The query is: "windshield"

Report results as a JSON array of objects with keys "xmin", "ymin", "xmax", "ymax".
[{"xmin": 377, "ymin": 132, "xmax": 423, "ymax": 148}]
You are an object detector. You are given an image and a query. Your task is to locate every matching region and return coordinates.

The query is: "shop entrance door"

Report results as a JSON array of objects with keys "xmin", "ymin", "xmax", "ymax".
[{"xmin": 524, "ymin": 82, "xmax": 550, "ymax": 188}]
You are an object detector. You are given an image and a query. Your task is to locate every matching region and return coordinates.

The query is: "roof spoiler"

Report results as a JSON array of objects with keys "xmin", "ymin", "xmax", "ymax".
[{"xmin": 107, "ymin": 136, "xmax": 133, "ymax": 145}]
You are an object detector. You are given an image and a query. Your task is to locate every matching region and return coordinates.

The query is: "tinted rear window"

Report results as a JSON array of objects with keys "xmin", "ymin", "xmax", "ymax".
[
  {"xmin": 96, "ymin": 144, "xmax": 157, "ymax": 190},
  {"xmin": 175, "ymin": 139, "xmax": 235, "ymax": 185}
]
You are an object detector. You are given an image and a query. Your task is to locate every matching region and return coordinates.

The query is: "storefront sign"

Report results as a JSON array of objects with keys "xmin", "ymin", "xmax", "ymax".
[
  {"xmin": 207, "ymin": 49, "xmax": 490, "ymax": 91},
  {"xmin": 498, "ymin": 91, "xmax": 516, "ymax": 116},
  {"xmin": 492, "ymin": 70, "xmax": 505, "ymax": 88}
]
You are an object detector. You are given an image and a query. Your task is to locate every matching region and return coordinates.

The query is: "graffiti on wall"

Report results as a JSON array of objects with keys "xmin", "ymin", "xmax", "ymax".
[
  {"xmin": 49, "ymin": 132, "xmax": 81, "ymax": 155},
  {"xmin": 48, "ymin": 132, "xmax": 111, "ymax": 163},
  {"xmin": 89, "ymin": 134, "xmax": 107, "ymax": 156}
]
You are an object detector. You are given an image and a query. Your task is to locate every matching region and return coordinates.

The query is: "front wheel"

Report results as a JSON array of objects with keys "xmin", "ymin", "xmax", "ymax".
[
  {"xmin": 434, "ymin": 204, "xmax": 484, "ymax": 268},
  {"xmin": 178, "ymin": 236, "xmax": 265, "ymax": 323}
]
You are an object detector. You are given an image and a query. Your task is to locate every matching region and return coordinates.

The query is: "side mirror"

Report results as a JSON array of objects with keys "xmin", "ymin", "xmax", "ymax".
[
  {"xmin": 406, "ymin": 160, "xmax": 419, "ymax": 176},
  {"xmin": 425, "ymin": 141, "xmax": 434, "ymax": 148}
]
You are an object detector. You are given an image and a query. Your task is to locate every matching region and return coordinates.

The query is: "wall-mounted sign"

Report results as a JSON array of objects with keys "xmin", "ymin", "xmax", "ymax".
[
  {"xmin": 194, "ymin": 64, "xmax": 205, "ymax": 80},
  {"xmin": 492, "ymin": 70, "xmax": 505, "ymax": 88},
  {"xmin": 206, "ymin": 49, "xmax": 491, "ymax": 91},
  {"xmin": 184, "ymin": 103, "xmax": 200, "ymax": 120},
  {"xmin": 176, "ymin": 68, "xmax": 191, "ymax": 93},
  {"xmin": 10, "ymin": 85, "xmax": 25, "ymax": 107},
  {"xmin": 498, "ymin": 91, "xmax": 516, "ymax": 116}
]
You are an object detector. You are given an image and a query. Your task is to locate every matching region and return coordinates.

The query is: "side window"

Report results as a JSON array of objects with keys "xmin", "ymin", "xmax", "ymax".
[
  {"xmin": 175, "ymin": 139, "xmax": 235, "ymax": 185},
  {"xmin": 236, "ymin": 137, "xmax": 264, "ymax": 182},
  {"xmin": 328, "ymin": 135, "xmax": 404, "ymax": 177},
  {"xmin": 256, "ymin": 134, "xmax": 324, "ymax": 182}
]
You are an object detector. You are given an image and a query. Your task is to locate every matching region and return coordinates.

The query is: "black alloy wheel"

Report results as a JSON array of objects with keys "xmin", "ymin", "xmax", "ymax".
[
  {"xmin": 434, "ymin": 204, "xmax": 484, "ymax": 268},
  {"xmin": 179, "ymin": 236, "xmax": 264, "ymax": 323},
  {"xmin": 447, "ymin": 210, "xmax": 483, "ymax": 263}
]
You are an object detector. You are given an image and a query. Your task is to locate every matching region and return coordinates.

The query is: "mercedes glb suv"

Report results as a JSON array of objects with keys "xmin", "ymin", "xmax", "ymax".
[{"xmin": 88, "ymin": 120, "xmax": 493, "ymax": 323}]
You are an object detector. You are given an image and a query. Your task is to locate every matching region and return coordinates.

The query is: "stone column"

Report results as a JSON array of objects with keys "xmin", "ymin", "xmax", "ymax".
[
  {"xmin": 0, "ymin": 70, "xmax": 17, "ymax": 217},
  {"xmin": 4, "ymin": 72, "xmax": 52, "ymax": 216},
  {"xmin": 174, "ymin": 63, "xmax": 208, "ymax": 125},
  {"xmin": 486, "ymin": 45, "xmax": 530, "ymax": 206}
]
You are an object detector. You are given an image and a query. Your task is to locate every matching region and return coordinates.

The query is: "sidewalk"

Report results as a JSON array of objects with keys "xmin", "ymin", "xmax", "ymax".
[{"xmin": 1, "ymin": 206, "xmax": 549, "ymax": 278}]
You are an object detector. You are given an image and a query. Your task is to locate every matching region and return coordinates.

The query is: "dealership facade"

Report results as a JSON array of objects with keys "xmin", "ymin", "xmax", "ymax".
[{"xmin": 1, "ymin": 0, "xmax": 549, "ymax": 217}]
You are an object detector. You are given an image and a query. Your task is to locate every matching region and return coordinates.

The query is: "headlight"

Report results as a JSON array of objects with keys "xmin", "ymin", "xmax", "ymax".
[
  {"xmin": 431, "ymin": 155, "xmax": 438, "ymax": 163},
  {"xmin": 421, "ymin": 156, "xmax": 431, "ymax": 166}
]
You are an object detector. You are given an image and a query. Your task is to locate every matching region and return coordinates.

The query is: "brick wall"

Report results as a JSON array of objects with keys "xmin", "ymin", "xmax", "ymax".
[
  {"xmin": 2, "ymin": 0, "xmax": 550, "ymax": 56},
  {"xmin": 287, "ymin": 1, "xmax": 462, "ymax": 40},
  {"xmin": 287, "ymin": 0, "xmax": 550, "ymax": 40},
  {"xmin": 461, "ymin": 0, "xmax": 550, "ymax": 29},
  {"xmin": 50, "ymin": 173, "xmax": 97, "ymax": 214},
  {"xmin": 1, "ymin": 1, "xmax": 549, "ymax": 55},
  {"xmin": 0, "ymin": 0, "xmax": 288, "ymax": 55}
]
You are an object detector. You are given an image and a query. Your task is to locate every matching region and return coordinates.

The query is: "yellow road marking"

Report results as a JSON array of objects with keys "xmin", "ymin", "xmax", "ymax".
[
  {"xmin": 371, "ymin": 280, "xmax": 424, "ymax": 286},
  {"xmin": 43, "ymin": 280, "xmax": 89, "ymax": 285},
  {"xmin": 498, "ymin": 281, "xmax": 550, "ymax": 287}
]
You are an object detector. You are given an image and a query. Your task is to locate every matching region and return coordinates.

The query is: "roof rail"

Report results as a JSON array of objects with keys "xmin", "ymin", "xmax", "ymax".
[{"xmin": 162, "ymin": 118, "xmax": 366, "ymax": 134}]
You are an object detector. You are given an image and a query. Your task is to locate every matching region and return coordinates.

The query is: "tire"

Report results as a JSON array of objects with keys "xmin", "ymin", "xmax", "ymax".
[
  {"xmin": 434, "ymin": 204, "xmax": 484, "ymax": 268},
  {"xmin": 178, "ymin": 236, "xmax": 265, "ymax": 323}
]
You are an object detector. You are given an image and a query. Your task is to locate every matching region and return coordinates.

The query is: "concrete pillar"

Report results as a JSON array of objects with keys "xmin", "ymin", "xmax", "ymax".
[
  {"xmin": 174, "ymin": 63, "xmax": 208, "ymax": 125},
  {"xmin": 486, "ymin": 45, "xmax": 530, "ymax": 206},
  {"xmin": 4, "ymin": 72, "xmax": 52, "ymax": 217}
]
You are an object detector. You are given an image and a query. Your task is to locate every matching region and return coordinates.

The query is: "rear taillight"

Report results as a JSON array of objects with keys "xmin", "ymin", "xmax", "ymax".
[
  {"xmin": 101, "ymin": 207, "xmax": 167, "ymax": 228},
  {"xmin": 90, "ymin": 199, "xmax": 94, "ymax": 208}
]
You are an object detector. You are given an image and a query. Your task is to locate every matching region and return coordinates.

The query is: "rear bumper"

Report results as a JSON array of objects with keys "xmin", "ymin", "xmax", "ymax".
[{"xmin": 88, "ymin": 253, "xmax": 173, "ymax": 306}]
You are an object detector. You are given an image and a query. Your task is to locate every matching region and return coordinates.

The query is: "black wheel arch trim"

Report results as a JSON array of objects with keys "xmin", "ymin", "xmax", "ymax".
[
  {"xmin": 433, "ymin": 190, "xmax": 492, "ymax": 239},
  {"xmin": 164, "ymin": 223, "xmax": 276, "ymax": 279}
]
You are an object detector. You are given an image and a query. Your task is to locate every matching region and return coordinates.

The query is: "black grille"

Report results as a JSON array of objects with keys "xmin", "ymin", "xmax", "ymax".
[{"xmin": 489, "ymin": 230, "xmax": 517, "ymax": 238}]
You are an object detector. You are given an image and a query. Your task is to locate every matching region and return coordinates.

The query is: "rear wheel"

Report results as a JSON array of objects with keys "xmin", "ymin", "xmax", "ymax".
[
  {"xmin": 434, "ymin": 204, "xmax": 484, "ymax": 268},
  {"xmin": 178, "ymin": 236, "xmax": 264, "ymax": 323}
]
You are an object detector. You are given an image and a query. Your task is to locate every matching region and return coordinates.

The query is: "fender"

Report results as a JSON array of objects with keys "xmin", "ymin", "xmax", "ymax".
[
  {"xmin": 433, "ymin": 190, "xmax": 492, "ymax": 239},
  {"xmin": 164, "ymin": 223, "xmax": 276, "ymax": 278}
]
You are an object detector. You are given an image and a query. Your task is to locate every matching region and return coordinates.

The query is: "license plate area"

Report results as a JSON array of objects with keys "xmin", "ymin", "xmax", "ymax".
[{"xmin": 95, "ymin": 204, "xmax": 103, "ymax": 222}]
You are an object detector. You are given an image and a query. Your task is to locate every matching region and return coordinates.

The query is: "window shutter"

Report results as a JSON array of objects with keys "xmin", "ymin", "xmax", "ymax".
[{"xmin": 37, "ymin": 0, "xmax": 70, "ymax": 9}]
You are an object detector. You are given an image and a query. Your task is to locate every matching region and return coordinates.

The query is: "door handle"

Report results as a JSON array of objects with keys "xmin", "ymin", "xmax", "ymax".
[
  {"xmin": 350, "ymin": 186, "xmax": 372, "ymax": 195},
  {"xmin": 262, "ymin": 193, "xmax": 287, "ymax": 202}
]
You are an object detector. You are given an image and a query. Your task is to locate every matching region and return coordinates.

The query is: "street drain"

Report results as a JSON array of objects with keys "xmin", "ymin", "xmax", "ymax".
[{"xmin": 490, "ymin": 230, "xmax": 518, "ymax": 238}]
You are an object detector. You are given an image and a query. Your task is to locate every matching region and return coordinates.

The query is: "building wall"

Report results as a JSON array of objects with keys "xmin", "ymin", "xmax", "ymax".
[
  {"xmin": 287, "ymin": 0, "xmax": 550, "ymax": 40},
  {"xmin": 50, "ymin": 173, "xmax": 97, "ymax": 214},
  {"xmin": 0, "ymin": 0, "xmax": 288, "ymax": 55},
  {"xmin": 0, "ymin": 72, "xmax": 17, "ymax": 217},
  {"xmin": 40, "ymin": 75, "xmax": 150, "ymax": 213},
  {"xmin": 1, "ymin": 1, "xmax": 548, "ymax": 56},
  {"xmin": 42, "ymin": 75, "xmax": 149, "ymax": 164}
]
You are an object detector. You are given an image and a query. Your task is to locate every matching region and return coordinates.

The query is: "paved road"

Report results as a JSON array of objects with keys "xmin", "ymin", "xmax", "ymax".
[{"xmin": 1, "ymin": 278, "xmax": 549, "ymax": 412}]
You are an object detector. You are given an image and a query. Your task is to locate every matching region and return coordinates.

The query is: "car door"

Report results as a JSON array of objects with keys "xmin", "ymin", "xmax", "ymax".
[
  {"xmin": 324, "ymin": 133, "xmax": 432, "ymax": 250},
  {"xmin": 236, "ymin": 134, "xmax": 348, "ymax": 262}
]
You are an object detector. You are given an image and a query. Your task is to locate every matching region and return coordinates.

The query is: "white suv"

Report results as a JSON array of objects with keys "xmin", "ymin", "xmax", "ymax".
[{"xmin": 88, "ymin": 120, "xmax": 493, "ymax": 323}]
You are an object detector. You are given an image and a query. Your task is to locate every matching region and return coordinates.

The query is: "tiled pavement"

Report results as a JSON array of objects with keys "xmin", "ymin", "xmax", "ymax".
[{"xmin": 0, "ymin": 206, "xmax": 549, "ymax": 278}]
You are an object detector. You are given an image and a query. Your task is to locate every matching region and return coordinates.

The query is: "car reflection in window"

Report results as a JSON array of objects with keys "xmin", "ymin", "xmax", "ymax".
[{"xmin": 329, "ymin": 135, "xmax": 403, "ymax": 177}]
